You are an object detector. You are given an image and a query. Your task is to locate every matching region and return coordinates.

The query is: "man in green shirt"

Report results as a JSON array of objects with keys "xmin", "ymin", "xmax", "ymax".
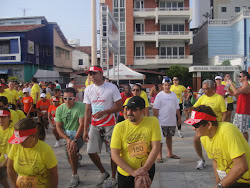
[{"xmin": 55, "ymin": 87, "xmax": 85, "ymax": 188}]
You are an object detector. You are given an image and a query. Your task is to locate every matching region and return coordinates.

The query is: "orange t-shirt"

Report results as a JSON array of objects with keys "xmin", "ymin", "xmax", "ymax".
[
  {"xmin": 36, "ymin": 99, "xmax": 51, "ymax": 113},
  {"xmin": 21, "ymin": 96, "xmax": 34, "ymax": 113},
  {"xmin": 48, "ymin": 105, "xmax": 59, "ymax": 124}
]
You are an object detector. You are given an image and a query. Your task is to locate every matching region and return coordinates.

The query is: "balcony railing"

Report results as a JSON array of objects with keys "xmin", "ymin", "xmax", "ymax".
[
  {"xmin": 134, "ymin": 31, "xmax": 193, "ymax": 44},
  {"xmin": 0, "ymin": 54, "xmax": 20, "ymax": 62},
  {"xmin": 134, "ymin": 55, "xmax": 193, "ymax": 65},
  {"xmin": 134, "ymin": 7, "xmax": 190, "ymax": 12}
]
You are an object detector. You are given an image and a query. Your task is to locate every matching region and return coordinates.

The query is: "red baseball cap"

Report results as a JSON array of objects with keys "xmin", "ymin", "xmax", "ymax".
[
  {"xmin": 0, "ymin": 110, "xmax": 11, "ymax": 117},
  {"xmin": 8, "ymin": 128, "xmax": 37, "ymax": 144},
  {"xmin": 184, "ymin": 111, "xmax": 217, "ymax": 126},
  {"xmin": 187, "ymin": 86, "xmax": 192, "ymax": 90},
  {"xmin": 86, "ymin": 66, "xmax": 103, "ymax": 74},
  {"xmin": 52, "ymin": 97, "xmax": 60, "ymax": 102}
]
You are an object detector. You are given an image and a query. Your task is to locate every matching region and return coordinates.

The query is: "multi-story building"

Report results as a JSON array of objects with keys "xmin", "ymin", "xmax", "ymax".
[
  {"xmin": 72, "ymin": 46, "xmax": 91, "ymax": 71},
  {"xmin": 0, "ymin": 16, "xmax": 73, "ymax": 82},
  {"xmin": 102, "ymin": 0, "xmax": 193, "ymax": 71},
  {"xmin": 211, "ymin": 0, "xmax": 250, "ymax": 19}
]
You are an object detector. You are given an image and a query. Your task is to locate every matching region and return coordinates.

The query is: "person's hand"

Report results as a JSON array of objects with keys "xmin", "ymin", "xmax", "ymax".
[
  {"xmin": 226, "ymin": 79, "xmax": 233, "ymax": 85},
  {"xmin": 134, "ymin": 175, "xmax": 151, "ymax": 188},
  {"xmin": 93, "ymin": 111, "xmax": 105, "ymax": 119},
  {"xmin": 132, "ymin": 167, "xmax": 148, "ymax": 177},
  {"xmin": 69, "ymin": 140, "xmax": 77, "ymax": 153},
  {"xmin": 83, "ymin": 132, "xmax": 89, "ymax": 142}
]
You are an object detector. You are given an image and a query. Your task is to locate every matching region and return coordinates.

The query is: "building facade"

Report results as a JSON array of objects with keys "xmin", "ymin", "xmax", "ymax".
[
  {"xmin": 72, "ymin": 46, "xmax": 91, "ymax": 71},
  {"xmin": 0, "ymin": 16, "xmax": 73, "ymax": 82},
  {"xmin": 102, "ymin": 0, "xmax": 193, "ymax": 70}
]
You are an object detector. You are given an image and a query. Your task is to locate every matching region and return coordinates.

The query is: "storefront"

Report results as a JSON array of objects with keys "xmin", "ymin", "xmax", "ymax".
[{"xmin": 189, "ymin": 66, "xmax": 242, "ymax": 91}]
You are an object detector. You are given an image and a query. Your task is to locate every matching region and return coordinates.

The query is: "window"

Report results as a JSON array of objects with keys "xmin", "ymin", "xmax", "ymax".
[
  {"xmin": 65, "ymin": 50, "xmax": 70, "ymax": 60},
  {"xmin": 235, "ymin": 7, "xmax": 240, "ymax": 12},
  {"xmin": 161, "ymin": 24, "xmax": 184, "ymax": 32},
  {"xmin": 114, "ymin": 0, "xmax": 118, "ymax": 7},
  {"xmin": 55, "ymin": 47, "xmax": 61, "ymax": 58},
  {"xmin": 221, "ymin": 7, "xmax": 227, "ymax": 12},
  {"xmin": 0, "ymin": 41, "xmax": 10, "ymax": 54},
  {"xmin": 159, "ymin": 2, "xmax": 184, "ymax": 10},
  {"xmin": 135, "ymin": 46, "xmax": 144, "ymax": 59},
  {"xmin": 135, "ymin": 23, "xmax": 144, "ymax": 34},
  {"xmin": 78, "ymin": 59, "xmax": 83, "ymax": 65},
  {"xmin": 160, "ymin": 46, "xmax": 185, "ymax": 58}
]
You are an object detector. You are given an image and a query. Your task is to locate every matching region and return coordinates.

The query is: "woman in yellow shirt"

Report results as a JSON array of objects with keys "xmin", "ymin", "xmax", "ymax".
[{"xmin": 7, "ymin": 118, "xmax": 58, "ymax": 188}]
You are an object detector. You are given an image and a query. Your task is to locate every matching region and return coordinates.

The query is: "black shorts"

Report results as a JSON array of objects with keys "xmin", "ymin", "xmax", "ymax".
[
  {"xmin": 118, "ymin": 164, "xmax": 155, "ymax": 188},
  {"xmin": 24, "ymin": 112, "xmax": 35, "ymax": 117},
  {"xmin": 0, "ymin": 166, "xmax": 7, "ymax": 180},
  {"xmin": 227, "ymin": 103, "xmax": 234, "ymax": 111}
]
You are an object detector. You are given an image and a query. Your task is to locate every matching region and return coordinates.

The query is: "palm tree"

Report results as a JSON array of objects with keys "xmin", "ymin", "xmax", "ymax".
[{"xmin": 203, "ymin": 12, "xmax": 211, "ymax": 19}]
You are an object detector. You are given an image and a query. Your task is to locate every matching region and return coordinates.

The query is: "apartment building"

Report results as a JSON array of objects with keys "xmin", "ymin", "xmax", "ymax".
[
  {"xmin": 0, "ymin": 16, "xmax": 73, "ymax": 82},
  {"xmin": 211, "ymin": 0, "xmax": 250, "ymax": 19},
  {"xmin": 102, "ymin": 0, "xmax": 193, "ymax": 71}
]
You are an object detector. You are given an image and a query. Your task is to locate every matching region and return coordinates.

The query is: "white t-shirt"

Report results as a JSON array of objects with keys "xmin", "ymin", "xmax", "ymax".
[
  {"xmin": 67, "ymin": 82, "xmax": 74, "ymax": 88},
  {"xmin": 83, "ymin": 82, "xmax": 121, "ymax": 127},
  {"xmin": 153, "ymin": 91, "xmax": 179, "ymax": 127}
]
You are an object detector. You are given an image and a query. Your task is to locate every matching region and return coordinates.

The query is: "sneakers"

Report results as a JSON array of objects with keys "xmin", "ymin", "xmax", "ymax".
[
  {"xmin": 178, "ymin": 132, "xmax": 184, "ymax": 138},
  {"xmin": 103, "ymin": 178, "xmax": 117, "ymax": 188},
  {"xmin": 196, "ymin": 159, "xmax": 206, "ymax": 170},
  {"xmin": 96, "ymin": 171, "xmax": 110, "ymax": 186},
  {"xmin": 69, "ymin": 174, "xmax": 80, "ymax": 187},
  {"xmin": 54, "ymin": 140, "xmax": 61, "ymax": 148}
]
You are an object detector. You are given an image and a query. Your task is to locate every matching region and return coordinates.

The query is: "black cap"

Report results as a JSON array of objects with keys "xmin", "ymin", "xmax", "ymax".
[{"xmin": 126, "ymin": 96, "xmax": 145, "ymax": 109}]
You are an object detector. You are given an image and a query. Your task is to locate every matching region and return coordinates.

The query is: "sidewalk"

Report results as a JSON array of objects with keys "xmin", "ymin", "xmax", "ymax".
[{"xmin": 45, "ymin": 122, "xmax": 216, "ymax": 188}]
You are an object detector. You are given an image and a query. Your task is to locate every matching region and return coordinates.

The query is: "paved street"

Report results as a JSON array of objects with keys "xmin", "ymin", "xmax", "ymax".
[{"xmin": 1, "ymin": 115, "xmax": 250, "ymax": 188}]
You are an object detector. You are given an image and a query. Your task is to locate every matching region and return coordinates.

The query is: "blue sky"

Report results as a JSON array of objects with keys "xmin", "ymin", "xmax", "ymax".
[{"xmin": 1, "ymin": 0, "xmax": 100, "ymax": 46}]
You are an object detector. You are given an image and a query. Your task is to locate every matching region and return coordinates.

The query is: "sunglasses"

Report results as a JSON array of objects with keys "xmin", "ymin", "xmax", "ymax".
[
  {"xmin": 238, "ymin": 75, "xmax": 243, "ymax": 78},
  {"xmin": 63, "ymin": 97, "xmax": 75, "ymax": 101},
  {"xmin": 124, "ymin": 89, "xmax": 131, "ymax": 91},
  {"xmin": 132, "ymin": 89, "xmax": 140, "ymax": 92},
  {"xmin": 173, "ymin": 79, "xmax": 178, "ymax": 81},
  {"xmin": 193, "ymin": 122, "xmax": 208, "ymax": 128}
]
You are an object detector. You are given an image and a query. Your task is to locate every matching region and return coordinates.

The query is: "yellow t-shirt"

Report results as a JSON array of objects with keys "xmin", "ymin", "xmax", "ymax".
[
  {"xmin": 10, "ymin": 109, "xmax": 19, "ymax": 128},
  {"xmin": 31, "ymin": 84, "xmax": 41, "ymax": 104},
  {"xmin": 201, "ymin": 122, "xmax": 250, "ymax": 184},
  {"xmin": 85, "ymin": 77, "xmax": 93, "ymax": 87},
  {"xmin": 111, "ymin": 116, "xmax": 162, "ymax": 176},
  {"xmin": 0, "ymin": 90, "xmax": 11, "ymax": 103},
  {"xmin": 46, "ymin": 92, "xmax": 51, "ymax": 100},
  {"xmin": 5, "ymin": 88, "xmax": 19, "ymax": 104},
  {"xmin": 0, "ymin": 153, "xmax": 5, "ymax": 163},
  {"xmin": 221, "ymin": 81, "xmax": 235, "ymax": 104},
  {"xmin": 8, "ymin": 140, "xmax": 58, "ymax": 188},
  {"xmin": 16, "ymin": 110, "xmax": 26, "ymax": 120},
  {"xmin": 123, "ymin": 91, "xmax": 149, "ymax": 108},
  {"xmin": 18, "ymin": 90, "xmax": 24, "ymax": 99},
  {"xmin": 193, "ymin": 93, "xmax": 227, "ymax": 121},
  {"xmin": 170, "ymin": 85, "xmax": 186, "ymax": 104},
  {"xmin": 0, "ymin": 126, "xmax": 14, "ymax": 154}
]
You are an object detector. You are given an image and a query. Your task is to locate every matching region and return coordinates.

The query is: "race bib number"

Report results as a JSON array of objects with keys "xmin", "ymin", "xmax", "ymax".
[
  {"xmin": 127, "ymin": 141, "xmax": 147, "ymax": 158},
  {"xmin": 16, "ymin": 176, "xmax": 37, "ymax": 188},
  {"xmin": 217, "ymin": 170, "xmax": 227, "ymax": 180},
  {"xmin": 92, "ymin": 105, "xmax": 104, "ymax": 114}
]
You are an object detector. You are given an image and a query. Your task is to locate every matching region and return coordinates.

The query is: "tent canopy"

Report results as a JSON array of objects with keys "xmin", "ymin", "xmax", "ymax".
[
  {"xmin": 34, "ymin": 70, "xmax": 61, "ymax": 82},
  {"xmin": 103, "ymin": 63, "xmax": 145, "ymax": 80}
]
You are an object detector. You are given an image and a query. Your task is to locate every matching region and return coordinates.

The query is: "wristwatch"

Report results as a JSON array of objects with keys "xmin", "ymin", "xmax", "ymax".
[
  {"xmin": 217, "ymin": 182, "xmax": 223, "ymax": 188},
  {"xmin": 73, "ymin": 138, "xmax": 77, "ymax": 142}
]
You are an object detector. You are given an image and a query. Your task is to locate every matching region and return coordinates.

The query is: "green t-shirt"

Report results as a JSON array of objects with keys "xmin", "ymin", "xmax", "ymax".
[{"xmin": 55, "ymin": 101, "xmax": 85, "ymax": 131}]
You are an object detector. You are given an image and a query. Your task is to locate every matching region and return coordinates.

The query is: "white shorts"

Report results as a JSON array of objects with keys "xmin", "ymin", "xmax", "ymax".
[
  {"xmin": 87, "ymin": 125, "xmax": 114, "ymax": 154},
  {"xmin": 233, "ymin": 113, "xmax": 250, "ymax": 133}
]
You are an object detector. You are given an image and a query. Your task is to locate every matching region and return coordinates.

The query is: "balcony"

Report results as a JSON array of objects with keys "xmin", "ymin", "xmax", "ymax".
[
  {"xmin": 134, "ymin": 31, "xmax": 193, "ymax": 45},
  {"xmin": 134, "ymin": 55, "xmax": 193, "ymax": 66},
  {"xmin": 0, "ymin": 54, "xmax": 21, "ymax": 63},
  {"xmin": 134, "ymin": 7, "xmax": 192, "ymax": 23}
]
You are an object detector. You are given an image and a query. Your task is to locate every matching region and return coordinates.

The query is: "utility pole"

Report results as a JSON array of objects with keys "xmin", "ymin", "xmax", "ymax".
[{"xmin": 91, "ymin": 0, "xmax": 97, "ymax": 66}]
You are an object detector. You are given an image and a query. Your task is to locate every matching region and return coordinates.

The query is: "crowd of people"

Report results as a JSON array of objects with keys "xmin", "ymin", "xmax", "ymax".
[{"xmin": 0, "ymin": 66, "xmax": 249, "ymax": 188}]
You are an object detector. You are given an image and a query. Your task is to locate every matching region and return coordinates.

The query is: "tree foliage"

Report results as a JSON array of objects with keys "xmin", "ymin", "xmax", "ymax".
[
  {"xmin": 165, "ymin": 65, "xmax": 193, "ymax": 87},
  {"xmin": 8, "ymin": 76, "xmax": 19, "ymax": 82},
  {"xmin": 221, "ymin": 60, "xmax": 231, "ymax": 66}
]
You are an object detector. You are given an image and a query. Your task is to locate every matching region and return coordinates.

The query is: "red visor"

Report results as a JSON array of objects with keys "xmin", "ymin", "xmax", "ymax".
[
  {"xmin": 8, "ymin": 128, "xmax": 37, "ymax": 144},
  {"xmin": 184, "ymin": 111, "xmax": 217, "ymax": 126},
  {"xmin": 52, "ymin": 97, "xmax": 60, "ymax": 102},
  {"xmin": 0, "ymin": 110, "xmax": 11, "ymax": 117},
  {"xmin": 0, "ymin": 83, "xmax": 5, "ymax": 87},
  {"xmin": 86, "ymin": 66, "xmax": 103, "ymax": 74}
]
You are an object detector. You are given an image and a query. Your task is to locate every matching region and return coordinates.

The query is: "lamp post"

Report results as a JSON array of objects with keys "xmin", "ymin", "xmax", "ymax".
[{"xmin": 91, "ymin": 0, "xmax": 97, "ymax": 66}]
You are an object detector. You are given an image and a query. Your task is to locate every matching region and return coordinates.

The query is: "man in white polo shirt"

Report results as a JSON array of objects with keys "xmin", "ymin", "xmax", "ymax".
[{"xmin": 83, "ymin": 65, "xmax": 123, "ymax": 187}]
